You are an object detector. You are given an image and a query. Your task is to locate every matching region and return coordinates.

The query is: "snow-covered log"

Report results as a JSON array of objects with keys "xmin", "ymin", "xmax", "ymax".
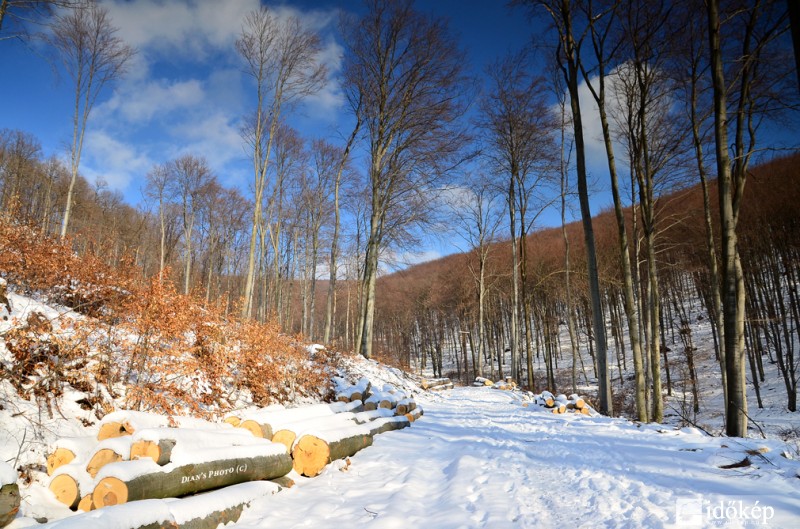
[
  {"xmin": 334, "ymin": 377, "xmax": 372, "ymax": 403},
  {"xmin": 77, "ymin": 493, "xmax": 94, "ymax": 512},
  {"xmin": 271, "ymin": 413, "xmax": 359, "ymax": 453},
  {"xmin": 86, "ymin": 436, "xmax": 133, "ymax": 477},
  {"xmin": 46, "ymin": 436, "xmax": 96, "ymax": 476},
  {"xmin": 394, "ymin": 398, "xmax": 416, "ymax": 415},
  {"xmin": 93, "ymin": 443, "xmax": 291, "ymax": 508},
  {"xmin": 38, "ymin": 481, "xmax": 282, "ymax": 529},
  {"xmin": 129, "ymin": 427, "xmax": 266, "ymax": 466},
  {"xmin": 97, "ymin": 411, "xmax": 229, "ymax": 441},
  {"xmin": 0, "ymin": 462, "xmax": 19, "ymax": 528},
  {"xmin": 237, "ymin": 401, "xmax": 363, "ymax": 439},
  {"xmin": 421, "ymin": 378, "xmax": 453, "ymax": 391},
  {"xmin": 364, "ymin": 390, "xmax": 397, "ymax": 411},
  {"xmin": 48, "ymin": 462, "xmax": 92, "ymax": 509},
  {"xmin": 352, "ymin": 408, "xmax": 395, "ymax": 424},
  {"xmin": 405, "ymin": 405, "xmax": 424, "ymax": 422},
  {"xmin": 291, "ymin": 416, "xmax": 411, "ymax": 477}
]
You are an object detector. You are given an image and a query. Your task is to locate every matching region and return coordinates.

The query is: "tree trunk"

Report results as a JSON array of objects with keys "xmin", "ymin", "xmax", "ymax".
[
  {"xmin": 707, "ymin": 0, "xmax": 747, "ymax": 437},
  {"xmin": 93, "ymin": 448, "xmax": 291, "ymax": 508},
  {"xmin": 291, "ymin": 416, "xmax": 409, "ymax": 477}
]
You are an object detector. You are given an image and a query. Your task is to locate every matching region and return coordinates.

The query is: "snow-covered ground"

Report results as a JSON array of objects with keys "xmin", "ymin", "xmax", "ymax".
[
  {"xmin": 233, "ymin": 386, "xmax": 800, "ymax": 529},
  {"xmin": 3, "ymin": 288, "xmax": 800, "ymax": 528}
]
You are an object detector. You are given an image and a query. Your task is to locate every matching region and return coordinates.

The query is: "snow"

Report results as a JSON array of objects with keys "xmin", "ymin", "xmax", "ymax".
[
  {"xmin": 49, "ymin": 437, "xmax": 96, "ymax": 460},
  {"xmin": 3, "ymin": 288, "xmax": 800, "ymax": 528},
  {"xmin": 233, "ymin": 386, "xmax": 800, "ymax": 529},
  {"xmin": 0, "ymin": 461, "xmax": 16, "ymax": 487},
  {"xmin": 239, "ymin": 401, "xmax": 360, "ymax": 426},
  {"xmin": 131, "ymin": 427, "xmax": 265, "ymax": 451}
]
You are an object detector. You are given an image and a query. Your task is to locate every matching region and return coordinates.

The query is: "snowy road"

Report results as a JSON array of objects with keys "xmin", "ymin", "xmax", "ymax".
[{"xmin": 233, "ymin": 387, "xmax": 800, "ymax": 528}]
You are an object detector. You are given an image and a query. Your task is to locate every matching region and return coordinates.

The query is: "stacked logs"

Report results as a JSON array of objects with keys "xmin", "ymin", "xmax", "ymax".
[
  {"xmin": 420, "ymin": 377, "xmax": 453, "ymax": 391},
  {"xmin": 43, "ymin": 378, "xmax": 422, "ymax": 524},
  {"xmin": 533, "ymin": 391, "xmax": 595, "ymax": 416}
]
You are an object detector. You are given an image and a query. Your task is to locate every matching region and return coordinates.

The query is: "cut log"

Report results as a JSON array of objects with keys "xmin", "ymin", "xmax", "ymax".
[
  {"xmin": 237, "ymin": 401, "xmax": 362, "ymax": 439},
  {"xmin": 47, "ymin": 447, "xmax": 77, "ymax": 476},
  {"xmin": 223, "ymin": 416, "xmax": 241, "ymax": 427},
  {"xmin": 93, "ymin": 444, "xmax": 291, "ymax": 508},
  {"xmin": 0, "ymin": 483, "xmax": 20, "ymax": 528},
  {"xmin": 405, "ymin": 406, "xmax": 424, "ymax": 422},
  {"xmin": 46, "ymin": 435, "xmax": 97, "ymax": 477},
  {"xmin": 336, "ymin": 377, "xmax": 372, "ymax": 403},
  {"xmin": 86, "ymin": 437, "xmax": 133, "ymax": 478},
  {"xmin": 269, "ymin": 476, "xmax": 295, "ymax": 489},
  {"xmin": 86, "ymin": 448, "xmax": 124, "ymax": 478},
  {"xmin": 291, "ymin": 416, "xmax": 410, "ymax": 477},
  {"xmin": 37, "ymin": 481, "xmax": 282, "ymax": 529},
  {"xmin": 49, "ymin": 470, "xmax": 87, "ymax": 510},
  {"xmin": 129, "ymin": 427, "xmax": 264, "ymax": 466},
  {"xmin": 236, "ymin": 420, "xmax": 273, "ymax": 439},
  {"xmin": 365, "ymin": 390, "xmax": 397, "ymax": 411},
  {"xmin": 270, "ymin": 412, "xmax": 359, "ymax": 453},
  {"xmin": 421, "ymin": 377, "xmax": 452, "ymax": 390},
  {"xmin": 292, "ymin": 430, "xmax": 373, "ymax": 478},
  {"xmin": 97, "ymin": 410, "xmax": 231, "ymax": 441},
  {"xmin": 394, "ymin": 398, "xmax": 416, "ymax": 415},
  {"xmin": 129, "ymin": 439, "xmax": 175, "ymax": 466},
  {"xmin": 77, "ymin": 493, "xmax": 94, "ymax": 512}
]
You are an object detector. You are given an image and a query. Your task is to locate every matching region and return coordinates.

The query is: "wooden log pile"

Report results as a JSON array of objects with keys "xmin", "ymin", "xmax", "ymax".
[
  {"xmin": 532, "ymin": 391, "xmax": 596, "ymax": 416},
  {"xmin": 40, "ymin": 377, "xmax": 422, "ymax": 527},
  {"xmin": 420, "ymin": 377, "xmax": 453, "ymax": 391}
]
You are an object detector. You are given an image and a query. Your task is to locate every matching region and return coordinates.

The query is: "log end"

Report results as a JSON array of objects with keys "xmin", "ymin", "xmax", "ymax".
[
  {"xmin": 239, "ymin": 420, "xmax": 272, "ymax": 439},
  {"xmin": 77, "ymin": 493, "xmax": 94, "ymax": 512},
  {"xmin": 97, "ymin": 421, "xmax": 129, "ymax": 441},
  {"xmin": 224, "ymin": 416, "xmax": 242, "ymax": 427},
  {"xmin": 271, "ymin": 430, "xmax": 297, "ymax": 454},
  {"xmin": 49, "ymin": 474, "xmax": 80, "ymax": 509},
  {"xmin": 94, "ymin": 476, "xmax": 128, "ymax": 509},
  {"xmin": 292, "ymin": 435, "xmax": 331, "ymax": 478},
  {"xmin": 46, "ymin": 447, "xmax": 76, "ymax": 476},
  {"xmin": 86, "ymin": 449, "xmax": 123, "ymax": 478}
]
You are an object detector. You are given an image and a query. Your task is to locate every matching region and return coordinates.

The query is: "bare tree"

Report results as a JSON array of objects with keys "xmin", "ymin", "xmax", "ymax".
[
  {"xmin": 237, "ymin": 6, "xmax": 326, "ymax": 319},
  {"xmin": 0, "ymin": 0, "xmax": 81, "ymax": 42},
  {"xmin": 479, "ymin": 50, "xmax": 557, "ymax": 387},
  {"xmin": 144, "ymin": 163, "xmax": 171, "ymax": 282},
  {"xmin": 450, "ymin": 176, "xmax": 504, "ymax": 379},
  {"xmin": 166, "ymin": 154, "xmax": 214, "ymax": 296},
  {"xmin": 525, "ymin": 0, "xmax": 613, "ymax": 414},
  {"xmin": 323, "ymin": 99, "xmax": 362, "ymax": 345},
  {"xmin": 45, "ymin": 1, "xmax": 133, "ymax": 239},
  {"xmin": 343, "ymin": 0, "xmax": 468, "ymax": 359},
  {"xmin": 706, "ymin": 0, "xmax": 791, "ymax": 437}
]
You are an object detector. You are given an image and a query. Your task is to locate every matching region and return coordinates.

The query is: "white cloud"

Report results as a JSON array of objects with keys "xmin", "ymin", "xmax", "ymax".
[
  {"xmin": 82, "ymin": 130, "xmax": 151, "ymax": 191},
  {"xmin": 102, "ymin": 0, "xmax": 259, "ymax": 59},
  {"xmin": 99, "ymin": 78, "xmax": 206, "ymax": 123}
]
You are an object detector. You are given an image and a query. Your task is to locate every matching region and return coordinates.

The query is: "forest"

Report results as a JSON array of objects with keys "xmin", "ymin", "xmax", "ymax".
[{"xmin": 1, "ymin": 0, "xmax": 799, "ymax": 440}]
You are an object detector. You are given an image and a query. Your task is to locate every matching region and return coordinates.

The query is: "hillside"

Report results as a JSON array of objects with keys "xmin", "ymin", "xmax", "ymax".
[{"xmin": 371, "ymin": 154, "xmax": 800, "ymax": 436}]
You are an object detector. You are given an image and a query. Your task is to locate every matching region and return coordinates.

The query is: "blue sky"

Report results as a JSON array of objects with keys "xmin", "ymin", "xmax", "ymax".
[
  {"xmin": 3, "ymin": 0, "xmax": 798, "ymax": 267},
  {"xmin": 0, "ymin": 0, "xmax": 547, "ymax": 265}
]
